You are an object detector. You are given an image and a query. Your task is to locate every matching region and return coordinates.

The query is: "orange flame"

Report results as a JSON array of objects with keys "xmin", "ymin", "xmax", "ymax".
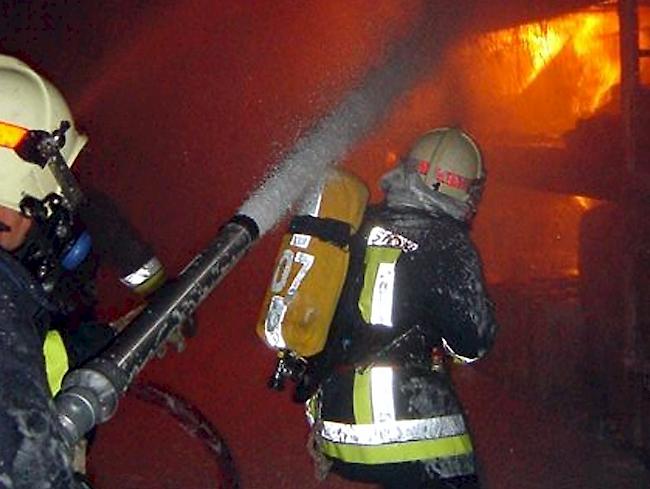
[
  {"xmin": 453, "ymin": 5, "xmax": 649, "ymax": 136},
  {"xmin": 572, "ymin": 195, "xmax": 601, "ymax": 211},
  {"xmin": 475, "ymin": 9, "xmax": 620, "ymax": 115}
]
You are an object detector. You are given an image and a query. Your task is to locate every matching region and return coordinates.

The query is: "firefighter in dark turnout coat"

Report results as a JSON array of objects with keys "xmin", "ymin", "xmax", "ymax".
[
  {"xmin": 0, "ymin": 54, "xmax": 168, "ymax": 488},
  {"xmin": 301, "ymin": 128, "xmax": 498, "ymax": 489}
]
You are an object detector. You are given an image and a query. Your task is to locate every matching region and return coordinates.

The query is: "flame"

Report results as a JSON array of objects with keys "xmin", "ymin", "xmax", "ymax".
[
  {"xmin": 511, "ymin": 24, "xmax": 567, "ymax": 90},
  {"xmin": 454, "ymin": 5, "xmax": 649, "ymax": 136},
  {"xmin": 572, "ymin": 195, "xmax": 601, "ymax": 211},
  {"xmin": 570, "ymin": 14, "xmax": 620, "ymax": 115},
  {"xmin": 475, "ymin": 9, "xmax": 620, "ymax": 115}
]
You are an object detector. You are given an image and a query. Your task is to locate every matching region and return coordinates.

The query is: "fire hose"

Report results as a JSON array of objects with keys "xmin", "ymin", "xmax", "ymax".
[
  {"xmin": 54, "ymin": 215, "xmax": 260, "ymax": 446},
  {"xmin": 130, "ymin": 382, "xmax": 240, "ymax": 489}
]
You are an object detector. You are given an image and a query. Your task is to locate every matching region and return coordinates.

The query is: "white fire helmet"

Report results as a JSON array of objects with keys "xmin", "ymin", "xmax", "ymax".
[
  {"xmin": 0, "ymin": 54, "xmax": 87, "ymax": 212},
  {"xmin": 405, "ymin": 127, "xmax": 483, "ymax": 204}
]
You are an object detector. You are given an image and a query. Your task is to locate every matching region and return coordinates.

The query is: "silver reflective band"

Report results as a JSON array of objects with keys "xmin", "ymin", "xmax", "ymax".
[
  {"xmin": 371, "ymin": 367, "xmax": 395, "ymax": 423},
  {"xmin": 367, "ymin": 226, "xmax": 418, "ymax": 252},
  {"xmin": 441, "ymin": 338, "xmax": 479, "ymax": 364},
  {"xmin": 370, "ymin": 262, "xmax": 395, "ymax": 327},
  {"xmin": 119, "ymin": 256, "xmax": 163, "ymax": 288},
  {"xmin": 320, "ymin": 414, "xmax": 467, "ymax": 445},
  {"xmin": 264, "ymin": 295, "xmax": 288, "ymax": 349}
]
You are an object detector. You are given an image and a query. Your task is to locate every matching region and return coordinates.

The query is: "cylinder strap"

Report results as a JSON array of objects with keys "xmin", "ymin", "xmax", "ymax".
[{"xmin": 289, "ymin": 215, "xmax": 351, "ymax": 248}]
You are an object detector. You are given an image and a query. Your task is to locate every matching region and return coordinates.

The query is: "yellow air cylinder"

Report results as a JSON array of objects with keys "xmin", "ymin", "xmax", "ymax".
[{"xmin": 256, "ymin": 167, "xmax": 368, "ymax": 357}]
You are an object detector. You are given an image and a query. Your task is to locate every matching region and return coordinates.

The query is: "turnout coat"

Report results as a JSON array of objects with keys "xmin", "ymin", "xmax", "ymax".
[{"xmin": 307, "ymin": 202, "xmax": 498, "ymax": 481}]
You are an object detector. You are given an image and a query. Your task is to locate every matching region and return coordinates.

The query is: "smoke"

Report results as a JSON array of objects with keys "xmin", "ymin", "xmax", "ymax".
[{"xmin": 238, "ymin": 4, "xmax": 453, "ymax": 235}]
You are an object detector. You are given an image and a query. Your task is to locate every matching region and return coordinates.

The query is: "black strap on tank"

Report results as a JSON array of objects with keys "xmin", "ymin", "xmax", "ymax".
[{"xmin": 289, "ymin": 215, "xmax": 351, "ymax": 248}]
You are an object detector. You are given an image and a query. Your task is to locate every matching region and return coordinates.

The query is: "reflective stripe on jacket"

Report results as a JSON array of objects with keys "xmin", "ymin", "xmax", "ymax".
[
  {"xmin": 43, "ymin": 329, "xmax": 69, "ymax": 395},
  {"xmin": 306, "ymin": 204, "xmax": 498, "ymax": 477},
  {"xmin": 119, "ymin": 256, "xmax": 165, "ymax": 296},
  {"xmin": 310, "ymin": 366, "xmax": 475, "ymax": 476}
]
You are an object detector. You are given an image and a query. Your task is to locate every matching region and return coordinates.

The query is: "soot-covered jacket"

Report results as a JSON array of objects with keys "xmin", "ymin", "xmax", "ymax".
[
  {"xmin": 0, "ymin": 250, "xmax": 82, "ymax": 489},
  {"xmin": 307, "ymin": 200, "xmax": 498, "ymax": 478},
  {"xmin": 331, "ymin": 202, "xmax": 497, "ymax": 367}
]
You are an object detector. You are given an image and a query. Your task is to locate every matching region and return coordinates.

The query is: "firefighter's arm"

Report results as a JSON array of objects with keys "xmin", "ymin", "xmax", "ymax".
[
  {"xmin": 431, "ymin": 240, "xmax": 498, "ymax": 363},
  {"xmin": 79, "ymin": 188, "xmax": 196, "ymax": 348},
  {"xmin": 0, "ymin": 278, "xmax": 83, "ymax": 488}
]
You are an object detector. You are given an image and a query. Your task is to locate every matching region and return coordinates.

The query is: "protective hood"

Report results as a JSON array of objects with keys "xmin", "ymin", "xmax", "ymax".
[{"xmin": 379, "ymin": 164, "xmax": 473, "ymax": 222}]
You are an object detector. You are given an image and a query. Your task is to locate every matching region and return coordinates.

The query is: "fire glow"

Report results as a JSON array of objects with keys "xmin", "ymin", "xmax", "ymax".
[
  {"xmin": 572, "ymin": 195, "xmax": 601, "ymax": 211},
  {"xmin": 453, "ymin": 5, "xmax": 649, "ymax": 137},
  {"xmin": 487, "ymin": 11, "xmax": 620, "ymax": 115}
]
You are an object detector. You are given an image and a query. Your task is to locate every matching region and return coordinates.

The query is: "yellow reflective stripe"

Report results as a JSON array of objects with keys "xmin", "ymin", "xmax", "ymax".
[
  {"xmin": 320, "ymin": 433, "xmax": 473, "ymax": 465},
  {"xmin": 305, "ymin": 395, "xmax": 318, "ymax": 425},
  {"xmin": 43, "ymin": 330, "xmax": 69, "ymax": 395},
  {"xmin": 353, "ymin": 369, "xmax": 373, "ymax": 424},
  {"xmin": 358, "ymin": 247, "xmax": 401, "ymax": 323}
]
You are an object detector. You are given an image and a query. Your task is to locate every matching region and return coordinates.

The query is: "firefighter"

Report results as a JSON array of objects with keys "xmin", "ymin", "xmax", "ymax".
[
  {"xmin": 0, "ymin": 53, "xmax": 91, "ymax": 489},
  {"xmin": 297, "ymin": 128, "xmax": 498, "ymax": 488},
  {"xmin": 0, "ymin": 54, "xmax": 170, "ymax": 487}
]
